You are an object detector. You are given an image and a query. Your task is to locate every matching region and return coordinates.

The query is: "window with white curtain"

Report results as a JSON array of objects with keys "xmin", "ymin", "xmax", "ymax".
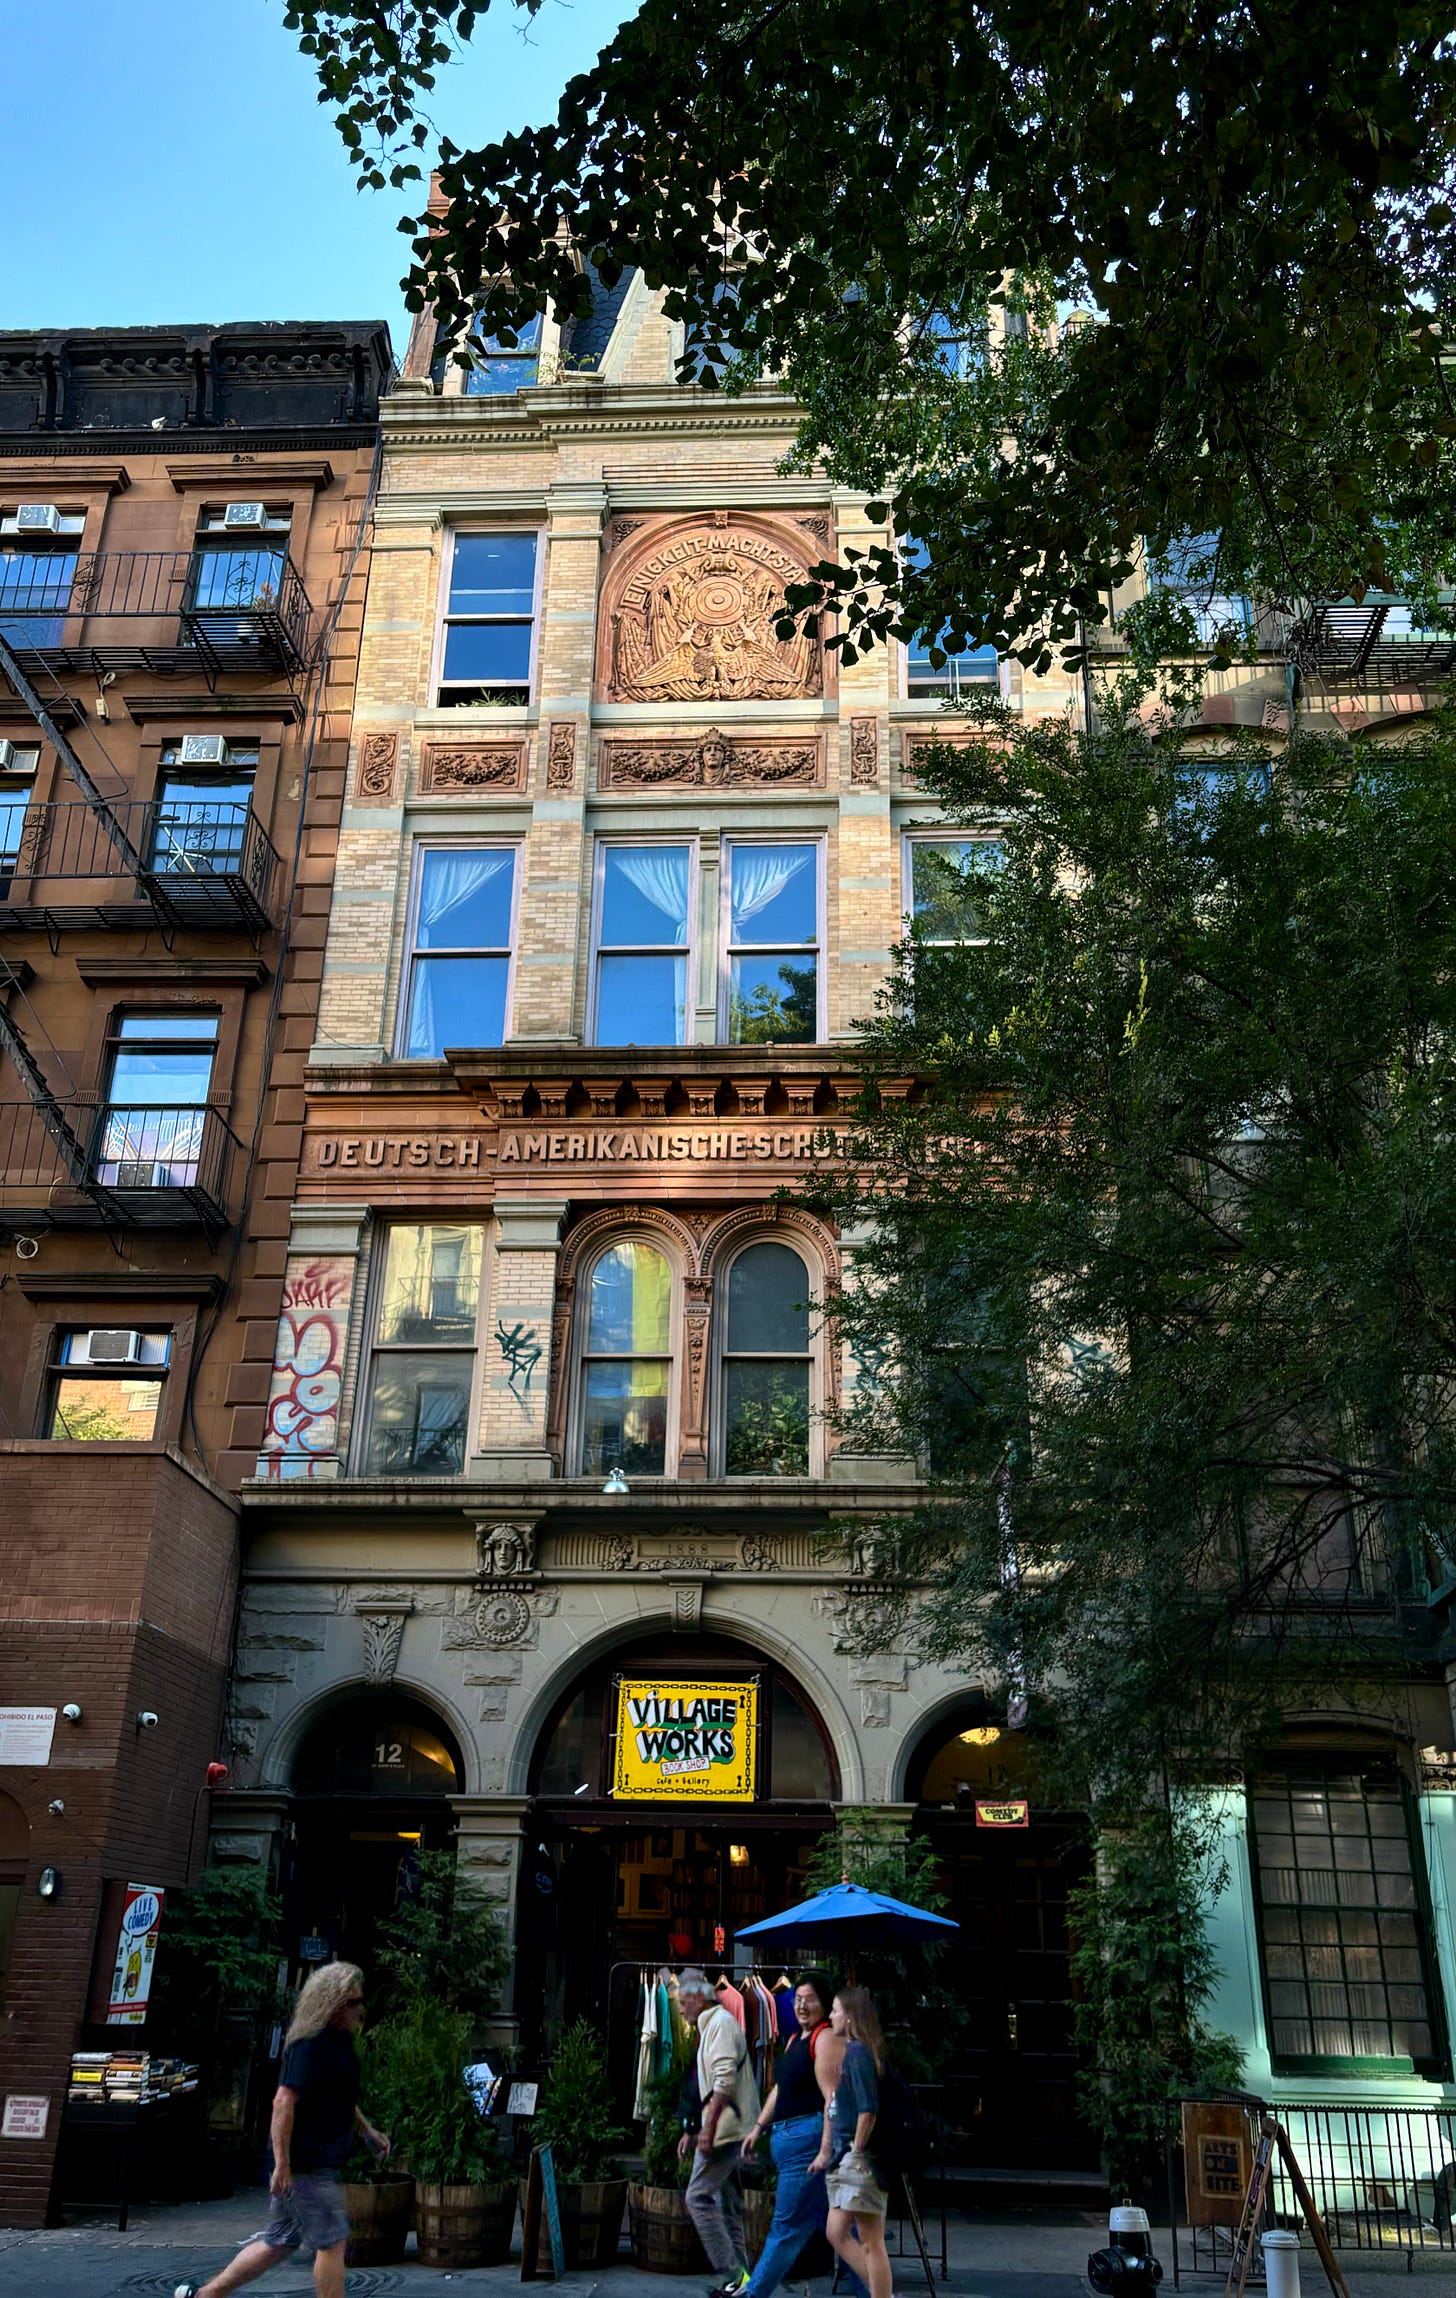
[
  {"xmin": 400, "ymin": 843, "xmax": 518, "ymax": 1058},
  {"xmin": 590, "ymin": 841, "xmax": 695, "ymax": 1046},
  {"xmin": 722, "ymin": 838, "xmax": 821, "ymax": 1044},
  {"xmin": 361, "ymin": 1223, "xmax": 485, "ymax": 1477}
]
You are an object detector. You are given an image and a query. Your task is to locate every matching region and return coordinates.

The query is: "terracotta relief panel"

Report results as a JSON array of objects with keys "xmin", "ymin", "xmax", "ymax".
[
  {"xmin": 598, "ymin": 727, "xmax": 822, "ymax": 790},
  {"xmin": 601, "ymin": 516, "xmax": 823, "ymax": 703},
  {"xmin": 355, "ymin": 729, "xmax": 399, "ymax": 803},
  {"xmin": 546, "ymin": 722, "xmax": 577, "ymax": 790},
  {"xmin": 419, "ymin": 740, "xmax": 528, "ymax": 794}
]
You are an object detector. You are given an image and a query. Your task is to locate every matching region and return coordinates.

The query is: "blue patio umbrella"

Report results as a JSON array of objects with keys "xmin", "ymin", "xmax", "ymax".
[{"xmin": 736, "ymin": 1879, "xmax": 959, "ymax": 1954}]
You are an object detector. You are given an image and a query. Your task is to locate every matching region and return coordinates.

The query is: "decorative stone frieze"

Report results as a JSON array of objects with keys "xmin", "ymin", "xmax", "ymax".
[
  {"xmin": 419, "ymin": 740, "xmax": 528, "ymax": 793},
  {"xmin": 598, "ymin": 728, "xmax": 822, "ymax": 789}
]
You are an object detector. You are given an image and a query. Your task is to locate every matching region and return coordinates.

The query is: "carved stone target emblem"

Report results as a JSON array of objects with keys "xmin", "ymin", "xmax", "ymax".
[{"xmin": 477, "ymin": 1592, "xmax": 531, "ymax": 1647}]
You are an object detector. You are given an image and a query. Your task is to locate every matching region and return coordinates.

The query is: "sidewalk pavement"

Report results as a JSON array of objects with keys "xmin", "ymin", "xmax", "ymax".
[{"xmin": 0, "ymin": 2193, "xmax": 1445, "ymax": 2298}]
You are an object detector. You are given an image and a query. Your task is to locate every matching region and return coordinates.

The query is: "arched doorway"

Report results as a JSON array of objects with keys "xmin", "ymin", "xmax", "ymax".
[
  {"xmin": 518, "ymin": 1632, "xmax": 838, "ymax": 2082},
  {"xmin": 283, "ymin": 1692, "xmax": 465, "ymax": 1986},
  {"xmin": 907, "ymin": 1705, "xmax": 1098, "ymax": 2174}
]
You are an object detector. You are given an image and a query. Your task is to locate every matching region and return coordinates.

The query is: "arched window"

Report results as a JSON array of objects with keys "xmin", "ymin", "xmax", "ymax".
[
  {"xmin": 719, "ymin": 1239, "xmax": 813, "ymax": 1476},
  {"xmin": 579, "ymin": 1240, "xmax": 675, "ymax": 1476},
  {"xmin": 292, "ymin": 1694, "xmax": 464, "ymax": 1797}
]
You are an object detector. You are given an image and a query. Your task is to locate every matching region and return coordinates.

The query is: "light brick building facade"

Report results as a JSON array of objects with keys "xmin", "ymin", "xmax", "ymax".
[{"xmin": 226, "ymin": 276, "xmax": 1456, "ymax": 2180}]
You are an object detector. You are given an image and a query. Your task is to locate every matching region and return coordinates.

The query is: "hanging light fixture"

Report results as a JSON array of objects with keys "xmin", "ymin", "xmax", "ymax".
[{"xmin": 602, "ymin": 1466, "xmax": 629, "ymax": 1495}]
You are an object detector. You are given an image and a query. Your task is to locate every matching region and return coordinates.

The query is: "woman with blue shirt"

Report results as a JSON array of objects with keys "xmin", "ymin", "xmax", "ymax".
[{"xmin": 810, "ymin": 1987, "xmax": 892, "ymax": 2298}]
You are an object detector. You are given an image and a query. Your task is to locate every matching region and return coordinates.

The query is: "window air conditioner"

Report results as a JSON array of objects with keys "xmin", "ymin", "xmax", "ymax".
[
  {"xmin": 86, "ymin": 1329, "xmax": 145, "ymax": 1363},
  {"xmin": 15, "ymin": 503, "xmax": 62, "ymax": 534},
  {"xmin": 0, "ymin": 741, "xmax": 32, "ymax": 775},
  {"xmin": 178, "ymin": 734, "xmax": 230, "ymax": 768},
  {"xmin": 113, "ymin": 1163, "xmax": 163, "ymax": 1189},
  {"xmin": 222, "ymin": 502, "xmax": 267, "ymax": 529}
]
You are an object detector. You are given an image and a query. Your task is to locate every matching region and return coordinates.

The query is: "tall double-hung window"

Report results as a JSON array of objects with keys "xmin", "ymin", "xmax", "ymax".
[
  {"xmin": 591, "ymin": 844, "xmax": 694, "ymax": 1046},
  {"xmin": 436, "ymin": 533, "xmax": 538, "ymax": 705},
  {"xmin": 361, "ymin": 1223, "xmax": 485, "ymax": 1477},
  {"xmin": 400, "ymin": 844, "xmax": 518, "ymax": 1058},
  {"xmin": 901, "ymin": 537, "xmax": 999, "ymax": 700},
  {"xmin": 723, "ymin": 840, "xmax": 821, "ymax": 1044}
]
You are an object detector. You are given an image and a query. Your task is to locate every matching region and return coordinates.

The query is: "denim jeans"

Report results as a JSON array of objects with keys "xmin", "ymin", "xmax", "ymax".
[{"xmin": 745, "ymin": 2115, "xmax": 869, "ymax": 2298}]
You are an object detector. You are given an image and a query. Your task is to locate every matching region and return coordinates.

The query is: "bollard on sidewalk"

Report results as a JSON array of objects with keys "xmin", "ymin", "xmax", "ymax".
[{"xmin": 1262, "ymin": 2227, "xmax": 1301, "ymax": 2298}]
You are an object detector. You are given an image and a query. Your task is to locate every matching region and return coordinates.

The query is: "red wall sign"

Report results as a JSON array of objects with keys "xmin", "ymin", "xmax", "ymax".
[{"xmin": 974, "ymin": 1800, "xmax": 1030, "ymax": 1828}]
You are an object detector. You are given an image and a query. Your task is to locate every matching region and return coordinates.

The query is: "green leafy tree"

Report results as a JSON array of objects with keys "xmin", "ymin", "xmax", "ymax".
[
  {"xmin": 373, "ymin": 1848, "xmax": 511, "ymax": 2024},
  {"xmin": 148, "ymin": 1865, "xmax": 283, "ymax": 2065},
  {"xmin": 286, "ymin": 2, "xmax": 1456, "ymax": 666},
  {"xmin": 809, "ymin": 696, "xmax": 1456, "ymax": 1813},
  {"xmin": 533, "ymin": 2019, "xmax": 624, "ymax": 2183},
  {"xmin": 1068, "ymin": 1813, "xmax": 1243, "ymax": 2192},
  {"xmin": 790, "ymin": 694, "xmax": 1456, "ymax": 2150}
]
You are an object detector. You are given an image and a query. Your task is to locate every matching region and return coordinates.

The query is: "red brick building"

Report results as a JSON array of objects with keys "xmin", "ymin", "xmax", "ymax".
[{"xmin": 0, "ymin": 323, "xmax": 390, "ymax": 2223}]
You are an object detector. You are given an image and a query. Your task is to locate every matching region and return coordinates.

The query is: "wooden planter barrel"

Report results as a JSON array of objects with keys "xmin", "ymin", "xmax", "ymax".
[
  {"xmin": 415, "ymin": 2177, "xmax": 517, "ymax": 2268},
  {"xmin": 342, "ymin": 2174, "xmax": 414, "ymax": 2266},
  {"xmin": 628, "ymin": 2181, "xmax": 710, "ymax": 2273},
  {"xmin": 520, "ymin": 2174, "xmax": 628, "ymax": 2269}
]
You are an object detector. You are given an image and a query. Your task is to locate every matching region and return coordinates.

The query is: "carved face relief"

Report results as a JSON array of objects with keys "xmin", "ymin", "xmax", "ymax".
[{"xmin": 606, "ymin": 524, "xmax": 822, "ymax": 703}]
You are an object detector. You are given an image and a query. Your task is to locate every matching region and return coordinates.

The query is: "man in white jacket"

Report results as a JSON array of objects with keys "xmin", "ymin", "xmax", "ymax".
[{"xmin": 677, "ymin": 1967, "xmax": 760, "ymax": 2296}]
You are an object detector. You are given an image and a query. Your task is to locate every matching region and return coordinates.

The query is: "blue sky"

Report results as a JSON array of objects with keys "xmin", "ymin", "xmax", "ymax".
[{"xmin": 0, "ymin": 0, "xmax": 631, "ymax": 360}]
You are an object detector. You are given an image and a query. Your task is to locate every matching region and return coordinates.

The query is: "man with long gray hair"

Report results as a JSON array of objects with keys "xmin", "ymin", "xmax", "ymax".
[
  {"xmin": 677, "ymin": 1966, "xmax": 759, "ymax": 2297},
  {"xmin": 173, "ymin": 1961, "xmax": 390, "ymax": 2298}
]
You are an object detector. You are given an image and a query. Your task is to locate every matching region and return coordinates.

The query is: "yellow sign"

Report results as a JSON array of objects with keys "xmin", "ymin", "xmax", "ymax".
[{"xmin": 612, "ymin": 1679, "xmax": 758, "ymax": 1802}]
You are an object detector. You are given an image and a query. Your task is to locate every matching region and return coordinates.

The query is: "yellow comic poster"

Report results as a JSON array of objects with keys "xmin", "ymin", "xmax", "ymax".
[{"xmin": 612, "ymin": 1678, "xmax": 758, "ymax": 1801}]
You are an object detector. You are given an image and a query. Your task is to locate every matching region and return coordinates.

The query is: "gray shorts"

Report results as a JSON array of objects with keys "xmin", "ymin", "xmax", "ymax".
[
  {"xmin": 826, "ymin": 2147, "xmax": 888, "ymax": 2219},
  {"xmin": 259, "ymin": 2170, "xmax": 350, "ymax": 2253}
]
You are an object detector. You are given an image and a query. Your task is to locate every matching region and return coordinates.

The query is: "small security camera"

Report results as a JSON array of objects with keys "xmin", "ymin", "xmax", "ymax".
[
  {"xmin": 135, "ymin": 1710, "xmax": 159, "ymax": 1730},
  {"xmin": 61, "ymin": 1703, "xmax": 82, "ymax": 1724},
  {"xmin": 47, "ymin": 1798, "xmax": 64, "ymax": 1816}
]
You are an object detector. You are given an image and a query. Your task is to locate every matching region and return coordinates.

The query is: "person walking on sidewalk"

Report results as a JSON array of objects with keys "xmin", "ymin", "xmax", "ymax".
[
  {"xmin": 739, "ymin": 1970, "xmax": 868, "ymax": 2298},
  {"xmin": 174, "ymin": 1962, "xmax": 390, "ymax": 2298},
  {"xmin": 812, "ymin": 1986, "xmax": 893, "ymax": 2298},
  {"xmin": 677, "ymin": 1966, "xmax": 760, "ymax": 2298}
]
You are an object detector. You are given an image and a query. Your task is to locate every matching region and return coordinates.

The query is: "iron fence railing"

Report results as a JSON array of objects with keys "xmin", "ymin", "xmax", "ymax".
[
  {"xmin": 1171, "ymin": 2095, "xmax": 1456, "ymax": 2281},
  {"xmin": 0, "ymin": 1098, "xmax": 238, "ymax": 1228},
  {"xmin": 0, "ymin": 798, "xmax": 278, "ymax": 930},
  {"xmin": 1270, "ymin": 2102, "xmax": 1456, "ymax": 2250},
  {"xmin": 0, "ymin": 546, "xmax": 312, "ymax": 671}
]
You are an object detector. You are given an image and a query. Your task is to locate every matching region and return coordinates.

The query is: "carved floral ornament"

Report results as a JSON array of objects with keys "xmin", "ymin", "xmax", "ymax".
[
  {"xmin": 598, "ymin": 728, "xmax": 822, "ymax": 790},
  {"xmin": 420, "ymin": 740, "xmax": 527, "ymax": 793},
  {"xmin": 602, "ymin": 517, "xmax": 823, "ymax": 703}
]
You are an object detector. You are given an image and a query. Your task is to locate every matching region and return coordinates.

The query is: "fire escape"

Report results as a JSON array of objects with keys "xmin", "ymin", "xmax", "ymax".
[{"xmin": 0, "ymin": 523, "xmax": 313, "ymax": 1238}]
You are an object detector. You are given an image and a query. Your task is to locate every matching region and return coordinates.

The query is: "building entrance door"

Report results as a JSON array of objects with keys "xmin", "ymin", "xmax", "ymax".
[
  {"xmin": 283, "ymin": 1693, "xmax": 465, "ymax": 1988},
  {"xmin": 516, "ymin": 1634, "xmax": 839, "ymax": 2106},
  {"xmin": 910, "ymin": 1716, "xmax": 1097, "ymax": 2173}
]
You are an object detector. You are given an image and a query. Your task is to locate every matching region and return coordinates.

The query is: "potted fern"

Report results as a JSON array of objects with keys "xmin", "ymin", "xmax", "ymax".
[
  {"xmin": 368, "ymin": 2002, "xmax": 515, "ymax": 2268},
  {"xmin": 629, "ymin": 2025, "xmax": 708, "ymax": 2273},
  {"xmin": 526, "ymin": 2020, "xmax": 627, "ymax": 2269},
  {"xmin": 342, "ymin": 2019, "xmax": 416, "ymax": 2266}
]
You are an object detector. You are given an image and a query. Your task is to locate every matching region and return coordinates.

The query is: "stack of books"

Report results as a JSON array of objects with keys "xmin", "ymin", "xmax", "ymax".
[{"xmin": 67, "ymin": 2052, "xmax": 110, "ymax": 2104}]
